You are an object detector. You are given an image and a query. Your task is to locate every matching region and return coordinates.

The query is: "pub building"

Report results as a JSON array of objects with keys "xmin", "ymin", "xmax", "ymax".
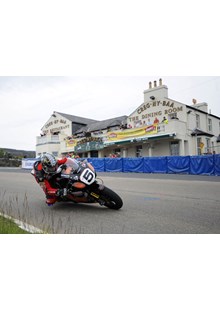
[{"xmin": 36, "ymin": 79, "xmax": 220, "ymax": 158}]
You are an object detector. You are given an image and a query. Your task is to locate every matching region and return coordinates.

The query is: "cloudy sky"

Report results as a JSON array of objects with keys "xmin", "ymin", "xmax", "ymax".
[
  {"xmin": 0, "ymin": 76, "xmax": 220, "ymax": 151},
  {"xmin": 1, "ymin": 1, "xmax": 220, "ymax": 152}
]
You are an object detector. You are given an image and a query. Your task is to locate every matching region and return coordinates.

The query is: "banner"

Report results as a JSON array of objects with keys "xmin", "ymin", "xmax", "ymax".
[
  {"xmin": 22, "ymin": 158, "xmax": 37, "ymax": 169},
  {"xmin": 66, "ymin": 139, "xmax": 77, "ymax": 147},
  {"xmin": 75, "ymin": 141, "xmax": 104, "ymax": 152},
  {"xmin": 107, "ymin": 125, "xmax": 158, "ymax": 141}
]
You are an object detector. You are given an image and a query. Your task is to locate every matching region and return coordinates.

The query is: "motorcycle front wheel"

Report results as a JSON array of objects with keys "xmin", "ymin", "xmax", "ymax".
[{"xmin": 99, "ymin": 186, "xmax": 123, "ymax": 210}]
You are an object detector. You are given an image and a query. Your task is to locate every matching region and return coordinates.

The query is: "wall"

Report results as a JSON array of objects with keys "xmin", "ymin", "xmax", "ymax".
[
  {"xmin": 41, "ymin": 113, "xmax": 72, "ymax": 136},
  {"xmin": 36, "ymin": 112, "xmax": 73, "ymax": 156},
  {"xmin": 153, "ymin": 140, "xmax": 170, "ymax": 156},
  {"xmin": 128, "ymin": 96, "xmax": 186, "ymax": 129}
]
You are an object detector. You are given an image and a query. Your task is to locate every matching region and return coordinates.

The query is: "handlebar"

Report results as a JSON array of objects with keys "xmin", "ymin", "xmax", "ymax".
[{"xmin": 61, "ymin": 173, "xmax": 79, "ymax": 181}]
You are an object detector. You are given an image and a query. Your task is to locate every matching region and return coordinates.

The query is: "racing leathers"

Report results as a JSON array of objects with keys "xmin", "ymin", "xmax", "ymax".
[{"xmin": 33, "ymin": 157, "xmax": 80, "ymax": 205}]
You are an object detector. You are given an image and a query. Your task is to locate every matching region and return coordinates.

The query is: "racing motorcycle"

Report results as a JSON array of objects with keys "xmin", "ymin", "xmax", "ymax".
[{"xmin": 32, "ymin": 160, "xmax": 123, "ymax": 210}]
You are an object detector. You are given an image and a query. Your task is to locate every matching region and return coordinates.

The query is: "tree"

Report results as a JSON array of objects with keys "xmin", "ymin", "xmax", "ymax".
[{"xmin": 0, "ymin": 149, "xmax": 5, "ymax": 158}]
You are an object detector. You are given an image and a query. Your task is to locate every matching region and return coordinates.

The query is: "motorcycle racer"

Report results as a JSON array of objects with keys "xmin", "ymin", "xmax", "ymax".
[{"xmin": 33, "ymin": 152, "xmax": 80, "ymax": 206}]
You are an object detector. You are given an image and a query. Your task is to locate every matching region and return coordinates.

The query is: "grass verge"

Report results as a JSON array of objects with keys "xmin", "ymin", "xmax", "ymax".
[{"xmin": 0, "ymin": 215, "xmax": 30, "ymax": 234}]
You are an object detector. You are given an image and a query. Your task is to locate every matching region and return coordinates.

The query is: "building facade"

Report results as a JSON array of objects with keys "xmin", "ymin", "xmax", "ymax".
[{"xmin": 36, "ymin": 79, "xmax": 220, "ymax": 158}]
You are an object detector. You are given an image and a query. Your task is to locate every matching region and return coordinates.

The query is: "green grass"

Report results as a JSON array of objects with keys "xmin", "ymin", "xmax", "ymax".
[{"xmin": 0, "ymin": 215, "xmax": 30, "ymax": 234}]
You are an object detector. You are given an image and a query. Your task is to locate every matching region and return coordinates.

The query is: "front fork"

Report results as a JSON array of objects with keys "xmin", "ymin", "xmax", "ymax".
[{"xmin": 87, "ymin": 182, "xmax": 106, "ymax": 205}]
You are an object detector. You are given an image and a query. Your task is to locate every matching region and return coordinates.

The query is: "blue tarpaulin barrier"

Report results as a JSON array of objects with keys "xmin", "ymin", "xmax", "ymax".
[
  {"xmin": 190, "ymin": 156, "xmax": 215, "ymax": 175},
  {"xmin": 123, "ymin": 158, "xmax": 144, "ymax": 173},
  {"xmin": 214, "ymin": 154, "xmax": 220, "ymax": 176},
  {"xmin": 105, "ymin": 158, "xmax": 123, "ymax": 172},
  {"xmin": 22, "ymin": 155, "xmax": 220, "ymax": 176},
  {"xmin": 143, "ymin": 157, "xmax": 167, "ymax": 174},
  {"xmin": 167, "ymin": 156, "xmax": 190, "ymax": 174},
  {"xmin": 87, "ymin": 158, "xmax": 105, "ymax": 172}
]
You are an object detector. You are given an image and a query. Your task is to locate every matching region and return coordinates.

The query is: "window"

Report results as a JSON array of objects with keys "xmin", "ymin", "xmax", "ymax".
[
  {"xmin": 196, "ymin": 114, "xmax": 200, "ymax": 128},
  {"xmin": 170, "ymin": 141, "xmax": 179, "ymax": 156},
  {"xmin": 136, "ymin": 145, "xmax": 142, "ymax": 157},
  {"xmin": 211, "ymin": 141, "xmax": 214, "ymax": 154},
  {"xmin": 169, "ymin": 112, "xmax": 178, "ymax": 120},
  {"xmin": 208, "ymin": 118, "xmax": 212, "ymax": 132},
  {"xmin": 206, "ymin": 138, "xmax": 211, "ymax": 153}
]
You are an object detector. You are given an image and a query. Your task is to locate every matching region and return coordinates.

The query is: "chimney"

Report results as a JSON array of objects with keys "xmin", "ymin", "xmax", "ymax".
[
  {"xmin": 144, "ymin": 79, "xmax": 168, "ymax": 102},
  {"xmin": 192, "ymin": 98, "xmax": 197, "ymax": 105}
]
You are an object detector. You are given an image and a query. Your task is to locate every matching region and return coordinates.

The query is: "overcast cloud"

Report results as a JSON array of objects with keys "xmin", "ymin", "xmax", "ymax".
[
  {"xmin": 1, "ymin": 2, "xmax": 220, "ymax": 152},
  {"xmin": 0, "ymin": 76, "xmax": 220, "ymax": 151}
]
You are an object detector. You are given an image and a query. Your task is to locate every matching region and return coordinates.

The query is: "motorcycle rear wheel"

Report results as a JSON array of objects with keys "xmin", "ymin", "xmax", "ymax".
[{"xmin": 99, "ymin": 186, "xmax": 123, "ymax": 210}]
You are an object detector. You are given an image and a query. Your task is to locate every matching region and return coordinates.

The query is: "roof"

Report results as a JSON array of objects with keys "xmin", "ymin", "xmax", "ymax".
[
  {"xmin": 191, "ymin": 129, "xmax": 214, "ymax": 138},
  {"xmin": 55, "ymin": 111, "xmax": 97, "ymax": 125},
  {"xmin": 75, "ymin": 115, "xmax": 128, "ymax": 134},
  {"xmin": 186, "ymin": 105, "xmax": 220, "ymax": 120}
]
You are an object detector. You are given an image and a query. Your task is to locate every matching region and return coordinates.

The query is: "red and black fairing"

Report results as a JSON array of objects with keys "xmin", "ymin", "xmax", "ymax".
[{"xmin": 32, "ymin": 159, "xmax": 123, "ymax": 209}]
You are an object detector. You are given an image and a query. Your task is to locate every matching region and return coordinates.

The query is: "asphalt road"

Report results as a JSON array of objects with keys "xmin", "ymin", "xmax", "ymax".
[{"xmin": 1, "ymin": 168, "xmax": 220, "ymax": 233}]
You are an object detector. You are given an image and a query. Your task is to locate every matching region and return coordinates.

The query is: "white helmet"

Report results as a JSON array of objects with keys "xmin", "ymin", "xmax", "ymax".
[{"xmin": 41, "ymin": 153, "xmax": 57, "ymax": 174}]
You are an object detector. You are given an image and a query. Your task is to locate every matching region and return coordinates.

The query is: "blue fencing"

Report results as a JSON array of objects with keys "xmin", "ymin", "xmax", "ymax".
[
  {"xmin": 214, "ymin": 155, "xmax": 220, "ymax": 176},
  {"xmin": 22, "ymin": 155, "xmax": 220, "ymax": 176},
  {"xmin": 167, "ymin": 156, "xmax": 190, "ymax": 174},
  {"xmin": 123, "ymin": 158, "xmax": 144, "ymax": 173},
  {"xmin": 87, "ymin": 158, "xmax": 105, "ymax": 172},
  {"xmin": 87, "ymin": 155, "xmax": 220, "ymax": 176},
  {"xmin": 144, "ymin": 156, "xmax": 168, "ymax": 174},
  {"xmin": 105, "ymin": 158, "xmax": 123, "ymax": 172},
  {"xmin": 190, "ymin": 156, "xmax": 215, "ymax": 176}
]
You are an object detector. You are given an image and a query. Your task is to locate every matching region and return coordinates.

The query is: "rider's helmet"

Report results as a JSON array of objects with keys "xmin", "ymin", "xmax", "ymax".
[{"xmin": 41, "ymin": 153, "xmax": 57, "ymax": 174}]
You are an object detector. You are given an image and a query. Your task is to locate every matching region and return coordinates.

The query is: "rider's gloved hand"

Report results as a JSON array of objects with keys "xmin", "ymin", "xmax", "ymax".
[
  {"xmin": 35, "ymin": 171, "xmax": 44, "ymax": 182},
  {"xmin": 56, "ymin": 188, "xmax": 67, "ymax": 197},
  {"xmin": 56, "ymin": 189, "xmax": 64, "ymax": 196},
  {"xmin": 56, "ymin": 164, "xmax": 67, "ymax": 173}
]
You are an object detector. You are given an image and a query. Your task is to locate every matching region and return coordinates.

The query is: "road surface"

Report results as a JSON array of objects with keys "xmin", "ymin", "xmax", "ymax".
[{"xmin": 0, "ymin": 168, "xmax": 220, "ymax": 233}]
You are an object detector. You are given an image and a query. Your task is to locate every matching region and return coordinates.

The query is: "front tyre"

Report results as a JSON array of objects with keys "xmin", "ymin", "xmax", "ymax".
[{"xmin": 99, "ymin": 186, "xmax": 123, "ymax": 210}]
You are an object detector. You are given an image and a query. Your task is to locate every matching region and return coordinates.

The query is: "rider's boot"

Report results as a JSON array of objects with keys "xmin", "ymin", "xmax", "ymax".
[
  {"xmin": 46, "ymin": 195, "xmax": 57, "ymax": 206},
  {"xmin": 46, "ymin": 189, "xmax": 58, "ymax": 206}
]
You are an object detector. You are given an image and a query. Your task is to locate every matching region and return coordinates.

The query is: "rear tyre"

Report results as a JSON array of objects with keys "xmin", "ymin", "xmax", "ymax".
[{"xmin": 99, "ymin": 186, "xmax": 123, "ymax": 210}]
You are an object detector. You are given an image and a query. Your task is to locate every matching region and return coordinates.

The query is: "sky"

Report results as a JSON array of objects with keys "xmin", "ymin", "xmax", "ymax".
[
  {"xmin": 1, "ymin": 1, "xmax": 220, "ymax": 152},
  {"xmin": 0, "ymin": 76, "xmax": 220, "ymax": 151}
]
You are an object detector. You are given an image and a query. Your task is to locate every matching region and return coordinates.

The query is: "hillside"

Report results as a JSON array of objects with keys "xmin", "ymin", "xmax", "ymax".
[{"xmin": 0, "ymin": 148, "xmax": 36, "ymax": 158}]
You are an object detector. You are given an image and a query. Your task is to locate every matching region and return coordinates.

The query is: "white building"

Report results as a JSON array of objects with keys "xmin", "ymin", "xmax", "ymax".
[
  {"xmin": 36, "ymin": 112, "xmax": 97, "ymax": 157},
  {"xmin": 36, "ymin": 79, "xmax": 220, "ymax": 158}
]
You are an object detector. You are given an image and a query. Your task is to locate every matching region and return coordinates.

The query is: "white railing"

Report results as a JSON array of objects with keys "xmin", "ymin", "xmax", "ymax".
[{"xmin": 36, "ymin": 135, "xmax": 60, "ymax": 145}]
